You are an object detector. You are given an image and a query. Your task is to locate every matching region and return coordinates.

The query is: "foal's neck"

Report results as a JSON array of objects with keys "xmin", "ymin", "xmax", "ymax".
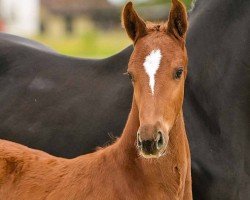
[
  {"xmin": 114, "ymin": 99, "xmax": 189, "ymax": 197},
  {"xmin": 117, "ymin": 99, "xmax": 140, "ymax": 158}
]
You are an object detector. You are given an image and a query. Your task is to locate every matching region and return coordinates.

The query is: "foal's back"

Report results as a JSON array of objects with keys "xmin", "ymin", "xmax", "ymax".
[
  {"xmin": 0, "ymin": 139, "xmax": 141, "ymax": 200},
  {"xmin": 0, "ymin": 139, "xmax": 70, "ymax": 199}
]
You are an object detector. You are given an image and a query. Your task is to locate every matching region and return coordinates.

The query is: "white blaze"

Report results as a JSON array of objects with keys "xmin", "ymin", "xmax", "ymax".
[{"xmin": 143, "ymin": 49, "xmax": 162, "ymax": 94}]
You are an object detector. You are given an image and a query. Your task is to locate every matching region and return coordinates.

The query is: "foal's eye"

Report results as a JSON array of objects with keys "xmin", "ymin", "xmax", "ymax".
[
  {"xmin": 174, "ymin": 68, "xmax": 184, "ymax": 79},
  {"xmin": 124, "ymin": 72, "xmax": 134, "ymax": 82}
]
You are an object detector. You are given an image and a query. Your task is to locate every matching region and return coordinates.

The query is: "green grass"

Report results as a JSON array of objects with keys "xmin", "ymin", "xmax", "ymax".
[
  {"xmin": 33, "ymin": 30, "xmax": 131, "ymax": 59},
  {"xmin": 141, "ymin": 0, "xmax": 193, "ymax": 8}
]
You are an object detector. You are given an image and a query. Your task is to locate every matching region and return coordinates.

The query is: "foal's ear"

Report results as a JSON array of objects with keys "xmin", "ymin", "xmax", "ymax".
[
  {"xmin": 167, "ymin": 0, "xmax": 188, "ymax": 40},
  {"xmin": 122, "ymin": 2, "xmax": 147, "ymax": 43}
]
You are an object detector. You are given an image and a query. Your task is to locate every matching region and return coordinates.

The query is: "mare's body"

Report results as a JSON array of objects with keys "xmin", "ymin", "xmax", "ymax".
[
  {"xmin": 185, "ymin": 0, "xmax": 250, "ymax": 199},
  {"xmin": 0, "ymin": 0, "xmax": 249, "ymax": 199},
  {"xmin": 0, "ymin": 33, "xmax": 132, "ymax": 157}
]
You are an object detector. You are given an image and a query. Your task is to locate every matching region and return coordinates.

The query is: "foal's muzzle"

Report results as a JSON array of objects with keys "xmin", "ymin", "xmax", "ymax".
[{"xmin": 137, "ymin": 126, "xmax": 167, "ymax": 158}]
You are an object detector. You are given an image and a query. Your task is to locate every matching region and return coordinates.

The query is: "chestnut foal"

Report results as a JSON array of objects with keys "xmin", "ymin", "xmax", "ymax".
[{"xmin": 0, "ymin": 1, "xmax": 192, "ymax": 199}]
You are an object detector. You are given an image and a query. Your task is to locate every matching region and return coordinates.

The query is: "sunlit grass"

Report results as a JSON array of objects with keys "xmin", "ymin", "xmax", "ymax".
[{"xmin": 33, "ymin": 29, "xmax": 131, "ymax": 58}]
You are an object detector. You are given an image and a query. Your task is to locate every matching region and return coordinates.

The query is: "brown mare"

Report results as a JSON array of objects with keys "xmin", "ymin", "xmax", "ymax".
[{"xmin": 0, "ymin": 1, "xmax": 192, "ymax": 199}]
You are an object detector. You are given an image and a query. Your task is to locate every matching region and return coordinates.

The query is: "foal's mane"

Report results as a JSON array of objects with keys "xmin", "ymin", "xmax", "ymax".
[{"xmin": 145, "ymin": 22, "xmax": 168, "ymax": 33}]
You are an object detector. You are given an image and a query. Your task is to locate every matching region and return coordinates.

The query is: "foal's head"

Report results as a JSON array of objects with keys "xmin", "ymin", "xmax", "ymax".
[{"xmin": 123, "ymin": 0, "xmax": 188, "ymax": 158}]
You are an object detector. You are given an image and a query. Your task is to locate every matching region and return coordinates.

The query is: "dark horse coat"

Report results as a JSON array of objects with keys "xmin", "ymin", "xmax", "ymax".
[
  {"xmin": 0, "ymin": 0, "xmax": 249, "ymax": 199},
  {"xmin": 0, "ymin": 33, "xmax": 133, "ymax": 157},
  {"xmin": 184, "ymin": 0, "xmax": 250, "ymax": 199}
]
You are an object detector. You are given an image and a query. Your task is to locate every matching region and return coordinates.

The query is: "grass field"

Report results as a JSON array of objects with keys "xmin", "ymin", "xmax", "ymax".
[{"xmin": 33, "ymin": 29, "xmax": 131, "ymax": 59}]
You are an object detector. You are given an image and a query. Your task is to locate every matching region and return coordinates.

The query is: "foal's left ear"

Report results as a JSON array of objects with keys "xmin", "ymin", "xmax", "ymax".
[{"xmin": 167, "ymin": 0, "xmax": 188, "ymax": 40}]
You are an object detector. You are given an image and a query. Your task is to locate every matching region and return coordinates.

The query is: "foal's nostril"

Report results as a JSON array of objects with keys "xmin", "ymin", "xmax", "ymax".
[
  {"xmin": 156, "ymin": 131, "xmax": 164, "ymax": 149},
  {"xmin": 137, "ymin": 132, "xmax": 142, "ymax": 148},
  {"xmin": 141, "ymin": 140, "xmax": 156, "ymax": 154},
  {"xmin": 137, "ymin": 130, "xmax": 165, "ymax": 155}
]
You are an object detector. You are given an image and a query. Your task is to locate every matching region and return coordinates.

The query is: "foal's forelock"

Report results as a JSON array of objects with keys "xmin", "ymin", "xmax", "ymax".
[{"xmin": 143, "ymin": 49, "xmax": 162, "ymax": 95}]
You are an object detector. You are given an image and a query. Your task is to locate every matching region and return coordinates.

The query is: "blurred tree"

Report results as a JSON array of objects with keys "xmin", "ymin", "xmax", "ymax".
[
  {"xmin": 141, "ymin": 0, "xmax": 192, "ymax": 7},
  {"xmin": 154, "ymin": 0, "xmax": 191, "ymax": 4},
  {"xmin": 109, "ymin": 0, "xmax": 192, "ymax": 7}
]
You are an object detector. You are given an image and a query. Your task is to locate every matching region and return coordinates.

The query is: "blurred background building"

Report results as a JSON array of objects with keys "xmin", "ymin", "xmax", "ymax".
[
  {"xmin": 0, "ymin": 0, "xmax": 192, "ymax": 58},
  {"xmin": 0, "ymin": 0, "xmax": 39, "ymax": 35}
]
